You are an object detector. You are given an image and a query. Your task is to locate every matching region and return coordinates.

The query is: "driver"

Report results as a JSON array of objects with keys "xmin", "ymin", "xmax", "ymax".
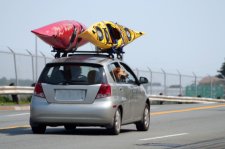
[
  {"xmin": 71, "ymin": 66, "xmax": 81, "ymax": 79},
  {"xmin": 71, "ymin": 66, "xmax": 86, "ymax": 81},
  {"xmin": 64, "ymin": 65, "xmax": 86, "ymax": 82}
]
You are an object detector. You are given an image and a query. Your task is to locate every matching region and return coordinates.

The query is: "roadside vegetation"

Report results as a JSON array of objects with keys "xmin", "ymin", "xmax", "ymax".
[{"xmin": 0, "ymin": 95, "xmax": 31, "ymax": 105}]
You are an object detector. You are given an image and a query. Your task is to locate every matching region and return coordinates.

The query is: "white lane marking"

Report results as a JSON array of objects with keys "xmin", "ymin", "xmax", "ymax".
[
  {"xmin": 1, "ymin": 113, "xmax": 30, "ymax": 117},
  {"xmin": 139, "ymin": 133, "xmax": 189, "ymax": 141}
]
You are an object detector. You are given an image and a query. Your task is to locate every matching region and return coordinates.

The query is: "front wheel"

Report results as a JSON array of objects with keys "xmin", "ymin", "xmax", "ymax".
[
  {"xmin": 136, "ymin": 103, "xmax": 150, "ymax": 131},
  {"xmin": 107, "ymin": 109, "xmax": 121, "ymax": 135}
]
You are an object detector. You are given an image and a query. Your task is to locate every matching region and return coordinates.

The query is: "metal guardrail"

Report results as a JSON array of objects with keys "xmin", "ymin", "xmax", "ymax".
[
  {"xmin": 0, "ymin": 86, "xmax": 34, "ymax": 95},
  {"xmin": 149, "ymin": 95, "xmax": 225, "ymax": 103},
  {"xmin": 1, "ymin": 86, "xmax": 225, "ymax": 103}
]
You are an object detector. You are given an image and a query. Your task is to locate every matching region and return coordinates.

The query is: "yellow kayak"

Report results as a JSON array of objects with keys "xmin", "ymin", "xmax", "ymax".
[{"xmin": 78, "ymin": 21, "xmax": 144, "ymax": 51}]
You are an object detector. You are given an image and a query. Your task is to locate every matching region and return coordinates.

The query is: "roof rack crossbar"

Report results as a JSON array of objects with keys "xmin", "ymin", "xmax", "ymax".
[{"xmin": 71, "ymin": 50, "xmax": 109, "ymax": 54}]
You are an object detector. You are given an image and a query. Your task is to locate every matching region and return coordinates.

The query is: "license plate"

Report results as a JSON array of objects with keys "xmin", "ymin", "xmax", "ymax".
[{"xmin": 55, "ymin": 89, "xmax": 86, "ymax": 101}]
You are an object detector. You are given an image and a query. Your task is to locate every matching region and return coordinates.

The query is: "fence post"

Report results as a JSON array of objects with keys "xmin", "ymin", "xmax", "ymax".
[
  {"xmin": 177, "ymin": 70, "xmax": 182, "ymax": 96},
  {"xmin": 161, "ymin": 69, "xmax": 167, "ymax": 95},
  {"xmin": 193, "ymin": 72, "xmax": 197, "ymax": 97},
  {"xmin": 209, "ymin": 75, "xmax": 213, "ymax": 98},
  {"xmin": 8, "ymin": 47, "xmax": 18, "ymax": 85},
  {"xmin": 26, "ymin": 50, "xmax": 35, "ymax": 83},
  {"xmin": 147, "ymin": 67, "xmax": 152, "ymax": 95}
]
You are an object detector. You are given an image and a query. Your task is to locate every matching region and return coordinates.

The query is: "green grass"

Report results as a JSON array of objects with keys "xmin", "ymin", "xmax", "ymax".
[{"xmin": 0, "ymin": 96, "xmax": 31, "ymax": 105}]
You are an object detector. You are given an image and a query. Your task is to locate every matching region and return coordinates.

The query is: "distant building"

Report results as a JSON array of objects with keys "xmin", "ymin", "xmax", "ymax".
[{"xmin": 199, "ymin": 76, "xmax": 225, "ymax": 85}]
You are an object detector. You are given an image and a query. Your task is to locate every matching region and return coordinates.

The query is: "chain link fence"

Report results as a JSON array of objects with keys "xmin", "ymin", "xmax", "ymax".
[
  {"xmin": 135, "ymin": 69, "xmax": 225, "ymax": 99},
  {"xmin": 0, "ymin": 46, "xmax": 52, "ymax": 86},
  {"xmin": 0, "ymin": 46, "xmax": 224, "ymax": 99}
]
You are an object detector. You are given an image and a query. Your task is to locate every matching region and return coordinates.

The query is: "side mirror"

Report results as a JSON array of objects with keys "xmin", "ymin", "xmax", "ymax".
[{"xmin": 139, "ymin": 77, "xmax": 148, "ymax": 84}]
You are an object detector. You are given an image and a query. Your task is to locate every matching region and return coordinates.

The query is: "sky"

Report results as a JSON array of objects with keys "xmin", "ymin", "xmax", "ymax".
[{"xmin": 0, "ymin": 0, "xmax": 225, "ymax": 77}]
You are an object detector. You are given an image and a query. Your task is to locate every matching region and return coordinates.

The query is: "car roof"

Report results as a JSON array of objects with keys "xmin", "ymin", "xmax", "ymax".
[{"xmin": 49, "ymin": 54, "xmax": 120, "ymax": 65}]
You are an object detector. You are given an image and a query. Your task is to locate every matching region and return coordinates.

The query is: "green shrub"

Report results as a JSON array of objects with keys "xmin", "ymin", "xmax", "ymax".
[
  {"xmin": 0, "ymin": 95, "xmax": 31, "ymax": 105},
  {"xmin": 0, "ymin": 96, "xmax": 12, "ymax": 102}
]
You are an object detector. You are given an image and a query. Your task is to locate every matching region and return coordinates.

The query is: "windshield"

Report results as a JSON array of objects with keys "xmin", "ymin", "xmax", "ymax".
[{"xmin": 39, "ymin": 63, "xmax": 106, "ymax": 85}]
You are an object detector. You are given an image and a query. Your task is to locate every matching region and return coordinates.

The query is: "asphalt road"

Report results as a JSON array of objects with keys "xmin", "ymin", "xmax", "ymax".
[{"xmin": 1, "ymin": 103, "xmax": 225, "ymax": 149}]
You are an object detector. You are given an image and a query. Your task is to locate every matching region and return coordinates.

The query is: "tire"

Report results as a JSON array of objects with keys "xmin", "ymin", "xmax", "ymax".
[
  {"xmin": 136, "ymin": 103, "xmax": 150, "ymax": 131},
  {"xmin": 108, "ymin": 109, "xmax": 121, "ymax": 135},
  {"xmin": 64, "ymin": 125, "xmax": 76, "ymax": 131},
  {"xmin": 31, "ymin": 125, "xmax": 46, "ymax": 134}
]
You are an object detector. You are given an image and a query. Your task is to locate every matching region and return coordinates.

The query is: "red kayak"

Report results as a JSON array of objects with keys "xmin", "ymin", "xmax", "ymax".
[{"xmin": 31, "ymin": 20, "xmax": 87, "ymax": 52}]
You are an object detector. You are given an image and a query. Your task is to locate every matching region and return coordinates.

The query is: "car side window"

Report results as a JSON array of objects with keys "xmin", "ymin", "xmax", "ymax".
[
  {"xmin": 119, "ymin": 62, "xmax": 138, "ymax": 85},
  {"xmin": 108, "ymin": 62, "xmax": 138, "ymax": 84},
  {"xmin": 108, "ymin": 62, "xmax": 120, "ymax": 82}
]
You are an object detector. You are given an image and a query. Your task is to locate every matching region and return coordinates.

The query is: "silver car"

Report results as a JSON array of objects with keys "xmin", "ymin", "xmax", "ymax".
[{"xmin": 30, "ymin": 53, "xmax": 150, "ymax": 135}]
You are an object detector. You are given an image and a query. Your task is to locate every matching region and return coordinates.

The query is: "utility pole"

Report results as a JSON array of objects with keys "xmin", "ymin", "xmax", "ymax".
[{"xmin": 35, "ymin": 36, "xmax": 38, "ymax": 82}]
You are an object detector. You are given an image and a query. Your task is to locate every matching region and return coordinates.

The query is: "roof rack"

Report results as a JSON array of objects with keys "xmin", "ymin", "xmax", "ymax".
[
  {"xmin": 67, "ymin": 50, "xmax": 124, "ymax": 60},
  {"xmin": 68, "ymin": 50, "xmax": 119, "ymax": 59},
  {"xmin": 53, "ymin": 47, "xmax": 124, "ymax": 60},
  {"xmin": 69, "ymin": 50, "xmax": 109, "ymax": 54}
]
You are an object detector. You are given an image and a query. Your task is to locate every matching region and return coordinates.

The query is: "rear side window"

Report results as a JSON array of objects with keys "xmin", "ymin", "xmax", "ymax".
[
  {"xmin": 108, "ymin": 62, "xmax": 138, "ymax": 85},
  {"xmin": 39, "ymin": 63, "xmax": 106, "ymax": 85}
]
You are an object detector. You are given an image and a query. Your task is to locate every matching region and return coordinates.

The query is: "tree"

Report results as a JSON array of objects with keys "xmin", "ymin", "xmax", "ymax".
[{"xmin": 217, "ymin": 61, "xmax": 225, "ymax": 79}]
